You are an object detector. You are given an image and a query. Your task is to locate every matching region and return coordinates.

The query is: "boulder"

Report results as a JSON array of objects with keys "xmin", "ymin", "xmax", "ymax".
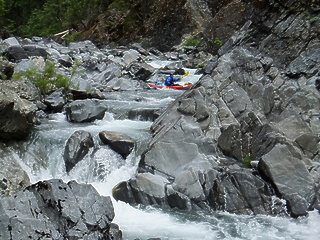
[
  {"xmin": 0, "ymin": 179, "xmax": 121, "ymax": 240},
  {"xmin": 113, "ymin": 166, "xmax": 274, "ymax": 215},
  {"xmin": 99, "ymin": 131, "xmax": 135, "ymax": 158},
  {"xmin": 44, "ymin": 88, "xmax": 67, "ymax": 112},
  {"xmin": 123, "ymin": 49, "xmax": 140, "ymax": 65},
  {"xmin": 3, "ymin": 43, "xmax": 47, "ymax": 62},
  {"xmin": 65, "ymin": 99, "xmax": 108, "ymax": 122},
  {"xmin": 57, "ymin": 54, "xmax": 73, "ymax": 68},
  {"xmin": 258, "ymin": 144, "xmax": 316, "ymax": 217},
  {"xmin": 127, "ymin": 62, "xmax": 156, "ymax": 81},
  {"xmin": 0, "ymin": 84, "xmax": 37, "ymax": 141},
  {"xmin": 113, "ymin": 173, "xmax": 169, "ymax": 207},
  {"xmin": 206, "ymin": 168, "xmax": 274, "ymax": 215},
  {"xmin": 0, "ymin": 79, "xmax": 41, "ymax": 102},
  {"xmin": 64, "ymin": 130, "xmax": 95, "ymax": 173},
  {"xmin": 0, "ymin": 60, "xmax": 15, "ymax": 80}
]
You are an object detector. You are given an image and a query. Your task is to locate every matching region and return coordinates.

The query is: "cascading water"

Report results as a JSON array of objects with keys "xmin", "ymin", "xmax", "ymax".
[{"xmin": 8, "ymin": 61, "xmax": 320, "ymax": 240}]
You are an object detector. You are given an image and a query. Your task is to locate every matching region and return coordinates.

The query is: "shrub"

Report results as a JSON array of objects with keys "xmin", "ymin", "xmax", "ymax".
[
  {"xmin": 243, "ymin": 154, "xmax": 252, "ymax": 168},
  {"xmin": 214, "ymin": 37, "xmax": 223, "ymax": 47},
  {"xmin": 184, "ymin": 35, "xmax": 202, "ymax": 47},
  {"xmin": 13, "ymin": 60, "xmax": 78, "ymax": 95}
]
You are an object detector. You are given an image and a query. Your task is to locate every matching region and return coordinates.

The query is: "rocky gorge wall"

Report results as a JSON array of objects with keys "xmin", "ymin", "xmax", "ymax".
[{"xmin": 112, "ymin": 1, "xmax": 320, "ymax": 218}]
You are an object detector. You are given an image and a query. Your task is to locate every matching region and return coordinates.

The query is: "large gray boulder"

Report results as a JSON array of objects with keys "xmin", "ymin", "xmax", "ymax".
[
  {"xmin": 0, "ymin": 179, "xmax": 121, "ymax": 240},
  {"xmin": 64, "ymin": 130, "xmax": 95, "ymax": 173},
  {"xmin": 0, "ymin": 81, "xmax": 38, "ymax": 141},
  {"xmin": 99, "ymin": 131, "xmax": 135, "ymax": 158},
  {"xmin": 65, "ymin": 99, "xmax": 108, "ymax": 122},
  {"xmin": 258, "ymin": 144, "xmax": 316, "ymax": 217}
]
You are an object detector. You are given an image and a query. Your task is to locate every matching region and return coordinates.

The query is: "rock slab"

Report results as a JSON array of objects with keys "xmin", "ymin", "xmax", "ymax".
[{"xmin": 0, "ymin": 179, "xmax": 121, "ymax": 240}]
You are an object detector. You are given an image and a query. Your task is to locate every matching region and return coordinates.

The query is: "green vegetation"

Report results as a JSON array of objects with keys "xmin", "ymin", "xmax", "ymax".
[
  {"xmin": 13, "ymin": 60, "xmax": 79, "ymax": 95},
  {"xmin": 197, "ymin": 63, "xmax": 205, "ymax": 68},
  {"xmin": 308, "ymin": 16, "xmax": 320, "ymax": 23},
  {"xmin": 242, "ymin": 154, "xmax": 252, "ymax": 168},
  {"xmin": 303, "ymin": 9, "xmax": 320, "ymax": 24},
  {"xmin": 0, "ymin": 0, "xmax": 155, "ymax": 39},
  {"xmin": 184, "ymin": 35, "xmax": 202, "ymax": 47},
  {"xmin": 214, "ymin": 38, "xmax": 223, "ymax": 47},
  {"xmin": 1, "ymin": 0, "xmax": 111, "ymax": 37}
]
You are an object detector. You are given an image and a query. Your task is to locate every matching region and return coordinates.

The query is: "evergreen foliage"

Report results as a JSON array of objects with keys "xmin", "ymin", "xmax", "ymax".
[
  {"xmin": 1, "ymin": 0, "xmax": 155, "ymax": 40},
  {"xmin": 1, "ymin": 0, "xmax": 111, "ymax": 37}
]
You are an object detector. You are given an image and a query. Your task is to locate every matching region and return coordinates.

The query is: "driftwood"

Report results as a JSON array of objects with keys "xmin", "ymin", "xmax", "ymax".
[{"xmin": 54, "ymin": 29, "xmax": 73, "ymax": 38}]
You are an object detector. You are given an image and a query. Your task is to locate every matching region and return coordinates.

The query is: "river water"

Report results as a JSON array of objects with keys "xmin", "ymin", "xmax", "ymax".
[{"xmin": 8, "ymin": 63, "xmax": 320, "ymax": 240}]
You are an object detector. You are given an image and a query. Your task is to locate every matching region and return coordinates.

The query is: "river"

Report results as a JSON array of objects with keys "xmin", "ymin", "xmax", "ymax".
[{"xmin": 7, "ymin": 62, "xmax": 320, "ymax": 240}]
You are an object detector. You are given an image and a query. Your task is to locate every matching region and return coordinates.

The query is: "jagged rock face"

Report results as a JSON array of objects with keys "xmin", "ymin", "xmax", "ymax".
[
  {"xmin": 113, "ymin": 25, "xmax": 320, "ymax": 217},
  {"xmin": 0, "ymin": 179, "xmax": 121, "ymax": 240},
  {"xmin": 83, "ymin": 0, "xmax": 320, "ymax": 56}
]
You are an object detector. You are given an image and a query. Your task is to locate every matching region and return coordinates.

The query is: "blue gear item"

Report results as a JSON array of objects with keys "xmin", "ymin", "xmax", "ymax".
[{"xmin": 165, "ymin": 75, "xmax": 179, "ymax": 86}]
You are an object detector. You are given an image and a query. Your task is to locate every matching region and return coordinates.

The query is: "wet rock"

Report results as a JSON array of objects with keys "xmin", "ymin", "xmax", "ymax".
[
  {"xmin": 65, "ymin": 99, "xmax": 108, "ymax": 122},
  {"xmin": 64, "ymin": 130, "xmax": 94, "ymax": 173},
  {"xmin": 128, "ymin": 108, "xmax": 161, "ymax": 121},
  {"xmin": 113, "ymin": 173, "xmax": 169, "ymax": 207},
  {"xmin": 0, "ymin": 179, "xmax": 121, "ymax": 240},
  {"xmin": 207, "ymin": 168, "xmax": 273, "ymax": 215},
  {"xmin": 0, "ymin": 143, "xmax": 31, "ymax": 197},
  {"xmin": 44, "ymin": 88, "xmax": 67, "ymax": 112},
  {"xmin": 99, "ymin": 131, "xmax": 135, "ymax": 158}
]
